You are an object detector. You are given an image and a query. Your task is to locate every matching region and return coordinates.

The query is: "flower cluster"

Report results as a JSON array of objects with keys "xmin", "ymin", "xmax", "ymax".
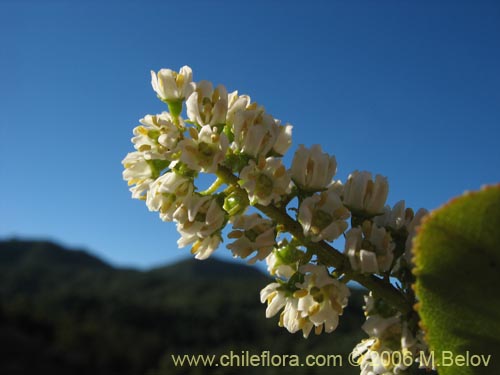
[
  {"xmin": 351, "ymin": 293, "xmax": 432, "ymax": 374},
  {"xmin": 123, "ymin": 65, "xmax": 294, "ymax": 260},
  {"xmin": 260, "ymin": 263, "xmax": 350, "ymax": 338},
  {"xmin": 122, "ymin": 66, "xmax": 429, "ymax": 367}
]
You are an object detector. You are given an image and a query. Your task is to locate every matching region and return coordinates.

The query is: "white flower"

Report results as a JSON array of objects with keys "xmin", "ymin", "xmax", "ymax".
[
  {"xmin": 351, "ymin": 338, "xmax": 377, "ymax": 360},
  {"xmin": 373, "ymin": 200, "xmax": 415, "ymax": 231},
  {"xmin": 272, "ymin": 121, "xmax": 293, "ymax": 156},
  {"xmin": 352, "ymin": 292, "xmax": 431, "ymax": 374},
  {"xmin": 343, "ymin": 170, "xmax": 389, "ymax": 216},
  {"xmin": 122, "ymin": 151, "xmax": 154, "ymax": 199},
  {"xmin": 226, "ymin": 91, "xmax": 252, "ymax": 126},
  {"xmin": 190, "ymin": 235, "xmax": 221, "ymax": 260},
  {"xmin": 352, "ymin": 321, "xmax": 430, "ymax": 375},
  {"xmin": 174, "ymin": 195, "xmax": 225, "ymax": 238},
  {"xmin": 294, "ymin": 264, "xmax": 350, "ymax": 337},
  {"xmin": 280, "ymin": 298, "xmax": 312, "ymax": 337},
  {"xmin": 150, "ymin": 66, "xmax": 194, "ymax": 101},
  {"xmin": 146, "ymin": 172, "xmax": 194, "ymax": 222},
  {"xmin": 186, "ymin": 80, "xmax": 228, "ymax": 126},
  {"xmin": 177, "ymin": 125, "xmax": 229, "ymax": 173},
  {"xmin": 345, "ymin": 223, "xmax": 395, "ymax": 274},
  {"xmin": 261, "ymin": 286, "xmax": 314, "ymax": 338},
  {"xmin": 174, "ymin": 195, "xmax": 225, "ymax": 257},
  {"xmin": 224, "ymin": 92, "xmax": 291, "ymax": 158},
  {"xmin": 231, "ymin": 108, "xmax": 279, "ymax": 158},
  {"xmin": 298, "ymin": 188, "xmax": 350, "ymax": 242},
  {"xmin": 353, "ymin": 338, "xmax": 408, "ymax": 375},
  {"xmin": 329, "ymin": 180, "xmax": 344, "ymax": 197},
  {"xmin": 261, "ymin": 264, "xmax": 350, "ymax": 339},
  {"xmin": 260, "ymin": 282, "xmax": 287, "ymax": 318},
  {"xmin": 291, "ymin": 144, "xmax": 337, "ymax": 191},
  {"xmin": 132, "ymin": 113, "xmax": 181, "ymax": 160},
  {"xmin": 239, "ymin": 157, "xmax": 291, "ymax": 206},
  {"xmin": 227, "ymin": 214, "xmax": 276, "ymax": 264}
]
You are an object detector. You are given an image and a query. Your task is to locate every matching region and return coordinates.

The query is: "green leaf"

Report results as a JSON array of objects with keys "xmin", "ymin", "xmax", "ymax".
[{"xmin": 413, "ymin": 185, "xmax": 500, "ymax": 375}]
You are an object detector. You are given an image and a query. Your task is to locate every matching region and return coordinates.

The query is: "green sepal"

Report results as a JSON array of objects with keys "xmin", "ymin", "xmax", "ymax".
[
  {"xmin": 223, "ymin": 152, "xmax": 252, "ymax": 173},
  {"xmin": 223, "ymin": 187, "xmax": 249, "ymax": 216},
  {"xmin": 166, "ymin": 99, "xmax": 183, "ymax": 119},
  {"xmin": 172, "ymin": 161, "xmax": 198, "ymax": 179},
  {"xmin": 146, "ymin": 159, "xmax": 171, "ymax": 179},
  {"xmin": 275, "ymin": 239, "xmax": 304, "ymax": 265}
]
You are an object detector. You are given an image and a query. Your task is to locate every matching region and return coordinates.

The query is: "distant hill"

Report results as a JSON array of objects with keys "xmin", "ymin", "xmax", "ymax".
[
  {"xmin": 0, "ymin": 239, "xmax": 366, "ymax": 375},
  {"xmin": 0, "ymin": 239, "xmax": 111, "ymax": 270},
  {"xmin": 151, "ymin": 256, "xmax": 268, "ymax": 280}
]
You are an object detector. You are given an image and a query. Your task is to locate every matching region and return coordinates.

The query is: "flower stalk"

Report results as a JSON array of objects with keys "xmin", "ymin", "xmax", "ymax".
[{"xmin": 216, "ymin": 165, "xmax": 412, "ymax": 314}]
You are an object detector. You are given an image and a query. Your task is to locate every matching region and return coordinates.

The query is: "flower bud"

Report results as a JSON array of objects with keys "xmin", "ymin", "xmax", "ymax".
[
  {"xmin": 223, "ymin": 187, "xmax": 249, "ymax": 216},
  {"xmin": 266, "ymin": 240, "xmax": 302, "ymax": 279}
]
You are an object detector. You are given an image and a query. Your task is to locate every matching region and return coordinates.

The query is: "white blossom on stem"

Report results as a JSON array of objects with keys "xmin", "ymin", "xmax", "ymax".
[
  {"xmin": 260, "ymin": 283, "xmax": 313, "ymax": 338},
  {"xmin": 231, "ymin": 108, "xmax": 279, "ymax": 159},
  {"xmin": 190, "ymin": 235, "xmax": 221, "ymax": 260},
  {"xmin": 132, "ymin": 113, "xmax": 181, "ymax": 160},
  {"xmin": 260, "ymin": 264, "xmax": 350, "ymax": 339},
  {"xmin": 273, "ymin": 121, "xmax": 293, "ymax": 156},
  {"xmin": 150, "ymin": 66, "xmax": 194, "ymax": 102},
  {"xmin": 239, "ymin": 157, "xmax": 291, "ymax": 206},
  {"xmin": 345, "ymin": 222, "xmax": 395, "ymax": 274},
  {"xmin": 291, "ymin": 144, "xmax": 337, "ymax": 191},
  {"xmin": 343, "ymin": 170, "xmax": 389, "ymax": 216},
  {"xmin": 373, "ymin": 200, "xmax": 412, "ymax": 231},
  {"xmin": 186, "ymin": 80, "xmax": 228, "ymax": 126},
  {"xmin": 146, "ymin": 171, "xmax": 194, "ymax": 222},
  {"xmin": 298, "ymin": 188, "xmax": 350, "ymax": 242},
  {"xmin": 227, "ymin": 214, "xmax": 276, "ymax": 264},
  {"xmin": 352, "ymin": 292, "xmax": 431, "ymax": 375},
  {"xmin": 174, "ymin": 195, "xmax": 225, "ymax": 259},
  {"xmin": 294, "ymin": 264, "xmax": 350, "ymax": 337},
  {"xmin": 226, "ymin": 91, "xmax": 252, "ymax": 127},
  {"xmin": 260, "ymin": 282, "xmax": 287, "ymax": 318},
  {"xmin": 122, "ymin": 151, "xmax": 155, "ymax": 199},
  {"xmin": 177, "ymin": 125, "xmax": 229, "ymax": 173}
]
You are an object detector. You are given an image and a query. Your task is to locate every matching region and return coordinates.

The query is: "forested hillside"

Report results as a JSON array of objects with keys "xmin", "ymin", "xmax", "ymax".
[{"xmin": 0, "ymin": 239, "xmax": 366, "ymax": 374}]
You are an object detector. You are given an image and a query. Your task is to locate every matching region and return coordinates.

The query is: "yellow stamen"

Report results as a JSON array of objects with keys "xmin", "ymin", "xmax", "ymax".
[
  {"xmin": 293, "ymin": 289, "xmax": 308, "ymax": 298},
  {"xmin": 315, "ymin": 325, "xmax": 323, "ymax": 335},
  {"xmin": 188, "ymin": 127, "xmax": 198, "ymax": 140},
  {"xmin": 176, "ymin": 73, "xmax": 185, "ymax": 88},
  {"xmin": 308, "ymin": 303, "xmax": 320, "ymax": 316}
]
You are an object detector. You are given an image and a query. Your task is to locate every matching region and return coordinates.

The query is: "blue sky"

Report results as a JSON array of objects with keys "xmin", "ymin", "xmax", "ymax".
[{"xmin": 1, "ymin": 1, "xmax": 499, "ymax": 269}]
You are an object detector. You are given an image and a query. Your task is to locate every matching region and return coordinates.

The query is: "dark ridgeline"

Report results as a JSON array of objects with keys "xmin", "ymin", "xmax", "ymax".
[{"xmin": 0, "ymin": 239, "xmax": 366, "ymax": 375}]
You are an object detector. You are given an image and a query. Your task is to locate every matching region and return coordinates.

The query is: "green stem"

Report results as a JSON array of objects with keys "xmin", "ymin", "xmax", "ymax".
[
  {"xmin": 216, "ymin": 165, "xmax": 412, "ymax": 314},
  {"xmin": 200, "ymin": 177, "xmax": 224, "ymax": 195}
]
